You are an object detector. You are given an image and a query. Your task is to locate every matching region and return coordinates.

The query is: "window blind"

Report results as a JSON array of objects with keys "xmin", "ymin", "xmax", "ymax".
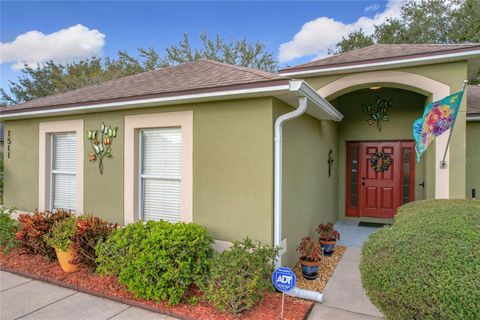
[
  {"xmin": 140, "ymin": 127, "xmax": 182, "ymax": 222},
  {"xmin": 51, "ymin": 133, "xmax": 76, "ymax": 211}
]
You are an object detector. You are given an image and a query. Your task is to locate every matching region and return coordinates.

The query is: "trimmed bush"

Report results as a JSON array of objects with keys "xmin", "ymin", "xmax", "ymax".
[
  {"xmin": 96, "ymin": 220, "xmax": 213, "ymax": 304},
  {"xmin": 200, "ymin": 238, "xmax": 278, "ymax": 316},
  {"xmin": 72, "ymin": 215, "xmax": 117, "ymax": 271},
  {"xmin": 0, "ymin": 207, "xmax": 19, "ymax": 253},
  {"xmin": 361, "ymin": 200, "xmax": 480, "ymax": 320},
  {"xmin": 16, "ymin": 210, "xmax": 73, "ymax": 260}
]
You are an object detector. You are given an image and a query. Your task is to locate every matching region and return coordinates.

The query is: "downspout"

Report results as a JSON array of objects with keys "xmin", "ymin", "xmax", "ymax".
[{"xmin": 274, "ymin": 94, "xmax": 308, "ymax": 268}]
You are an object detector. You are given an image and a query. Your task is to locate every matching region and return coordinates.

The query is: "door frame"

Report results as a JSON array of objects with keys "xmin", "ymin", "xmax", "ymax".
[{"xmin": 346, "ymin": 140, "xmax": 415, "ymax": 218}]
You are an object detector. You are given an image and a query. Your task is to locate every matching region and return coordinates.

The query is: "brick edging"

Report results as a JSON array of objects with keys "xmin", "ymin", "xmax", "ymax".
[{"xmin": 0, "ymin": 266, "xmax": 196, "ymax": 320}]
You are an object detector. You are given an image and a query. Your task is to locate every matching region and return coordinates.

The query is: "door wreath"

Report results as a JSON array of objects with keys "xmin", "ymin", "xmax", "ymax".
[{"xmin": 370, "ymin": 152, "xmax": 392, "ymax": 172}]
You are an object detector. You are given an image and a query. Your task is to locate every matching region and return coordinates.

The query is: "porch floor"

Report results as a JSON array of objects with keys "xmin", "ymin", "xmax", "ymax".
[{"xmin": 335, "ymin": 220, "xmax": 382, "ymax": 247}]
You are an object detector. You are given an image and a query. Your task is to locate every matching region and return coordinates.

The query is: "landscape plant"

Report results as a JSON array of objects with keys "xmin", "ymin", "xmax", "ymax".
[
  {"xmin": 43, "ymin": 217, "xmax": 77, "ymax": 251},
  {"xmin": 201, "ymin": 238, "xmax": 278, "ymax": 316},
  {"xmin": 0, "ymin": 206, "xmax": 19, "ymax": 253},
  {"xmin": 316, "ymin": 222, "xmax": 340, "ymax": 256},
  {"xmin": 297, "ymin": 236, "xmax": 322, "ymax": 280},
  {"xmin": 16, "ymin": 210, "xmax": 73, "ymax": 260},
  {"xmin": 361, "ymin": 199, "xmax": 480, "ymax": 320},
  {"xmin": 96, "ymin": 220, "xmax": 213, "ymax": 304},
  {"xmin": 72, "ymin": 215, "xmax": 117, "ymax": 271}
]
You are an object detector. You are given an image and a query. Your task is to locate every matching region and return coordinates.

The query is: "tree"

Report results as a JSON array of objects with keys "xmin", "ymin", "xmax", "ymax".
[
  {"xmin": 335, "ymin": 0, "xmax": 480, "ymax": 52},
  {"xmin": 162, "ymin": 33, "xmax": 278, "ymax": 72},
  {"xmin": 1, "ymin": 33, "xmax": 278, "ymax": 105},
  {"xmin": 332, "ymin": 29, "xmax": 374, "ymax": 55}
]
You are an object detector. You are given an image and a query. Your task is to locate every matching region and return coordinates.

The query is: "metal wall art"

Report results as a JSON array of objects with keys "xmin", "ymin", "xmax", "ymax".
[
  {"xmin": 87, "ymin": 123, "xmax": 118, "ymax": 174},
  {"xmin": 328, "ymin": 149, "xmax": 334, "ymax": 178},
  {"xmin": 362, "ymin": 96, "xmax": 393, "ymax": 132}
]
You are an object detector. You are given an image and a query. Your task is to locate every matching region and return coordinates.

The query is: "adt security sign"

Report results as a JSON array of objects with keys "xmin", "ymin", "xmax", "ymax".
[{"xmin": 272, "ymin": 267, "xmax": 296, "ymax": 292}]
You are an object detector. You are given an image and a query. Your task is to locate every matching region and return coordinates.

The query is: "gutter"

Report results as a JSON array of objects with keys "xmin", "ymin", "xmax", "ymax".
[
  {"xmin": 467, "ymin": 115, "xmax": 480, "ymax": 121},
  {"xmin": 279, "ymin": 50, "xmax": 480, "ymax": 77},
  {"xmin": 273, "ymin": 80, "xmax": 341, "ymax": 268},
  {"xmin": 0, "ymin": 84, "xmax": 291, "ymax": 120}
]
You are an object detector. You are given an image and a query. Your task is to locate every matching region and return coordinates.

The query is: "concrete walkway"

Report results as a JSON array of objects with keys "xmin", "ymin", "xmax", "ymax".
[
  {"xmin": 0, "ymin": 271, "xmax": 176, "ymax": 320},
  {"xmin": 308, "ymin": 247, "xmax": 383, "ymax": 319},
  {"xmin": 308, "ymin": 220, "xmax": 384, "ymax": 319}
]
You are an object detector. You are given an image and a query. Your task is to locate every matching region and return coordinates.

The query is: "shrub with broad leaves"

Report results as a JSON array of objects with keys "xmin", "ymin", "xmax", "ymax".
[
  {"xmin": 16, "ymin": 210, "xmax": 73, "ymax": 260},
  {"xmin": 43, "ymin": 217, "xmax": 77, "ymax": 251},
  {"xmin": 200, "ymin": 238, "xmax": 278, "ymax": 316},
  {"xmin": 0, "ymin": 207, "xmax": 19, "ymax": 253},
  {"xmin": 297, "ymin": 236, "xmax": 321, "ymax": 262},
  {"xmin": 72, "ymin": 215, "xmax": 117, "ymax": 271},
  {"xmin": 316, "ymin": 222, "xmax": 340, "ymax": 241},
  {"xmin": 96, "ymin": 220, "xmax": 213, "ymax": 304}
]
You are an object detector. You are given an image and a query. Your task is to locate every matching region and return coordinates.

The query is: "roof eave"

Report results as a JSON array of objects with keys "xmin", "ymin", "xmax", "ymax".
[
  {"xmin": 1, "ymin": 82, "xmax": 294, "ymax": 120},
  {"xmin": 467, "ymin": 114, "xmax": 480, "ymax": 121},
  {"xmin": 289, "ymin": 79, "xmax": 343, "ymax": 121},
  {"xmin": 279, "ymin": 49, "xmax": 480, "ymax": 77}
]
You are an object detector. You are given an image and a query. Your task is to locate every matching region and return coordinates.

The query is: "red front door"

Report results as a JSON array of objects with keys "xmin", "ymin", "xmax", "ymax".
[{"xmin": 346, "ymin": 141, "xmax": 415, "ymax": 219}]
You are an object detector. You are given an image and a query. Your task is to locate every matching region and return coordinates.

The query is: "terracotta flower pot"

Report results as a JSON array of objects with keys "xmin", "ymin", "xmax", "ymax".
[
  {"xmin": 299, "ymin": 258, "xmax": 321, "ymax": 280},
  {"xmin": 319, "ymin": 239, "xmax": 337, "ymax": 256},
  {"xmin": 55, "ymin": 247, "xmax": 78, "ymax": 273}
]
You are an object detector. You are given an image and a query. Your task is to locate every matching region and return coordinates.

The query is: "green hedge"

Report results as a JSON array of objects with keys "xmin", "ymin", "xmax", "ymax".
[
  {"xmin": 96, "ymin": 220, "xmax": 213, "ymax": 304},
  {"xmin": 201, "ymin": 238, "xmax": 277, "ymax": 316},
  {"xmin": 361, "ymin": 200, "xmax": 480, "ymax": 320}
]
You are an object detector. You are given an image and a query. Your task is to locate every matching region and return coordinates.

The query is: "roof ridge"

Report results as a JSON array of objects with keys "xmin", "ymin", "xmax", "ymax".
[{"xmin": 201, "ymin": 59, "xmax": 283, "ymax": 80}]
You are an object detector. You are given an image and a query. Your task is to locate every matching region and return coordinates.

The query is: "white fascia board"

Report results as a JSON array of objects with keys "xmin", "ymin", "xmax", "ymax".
[
  {"xmin": 280, "ymin": 50, "xmax": 480, "ymax": 77},
  {"xmin": 0, "ymin": 84, "xmax": 290, "ymax": 120},
  {"xmin": 467, "ymin": 115, "xmax": 480, "ymax": 121},
  {"xmin": 289, "ymin": 79, "xmax": 343, "ymax": 121}
]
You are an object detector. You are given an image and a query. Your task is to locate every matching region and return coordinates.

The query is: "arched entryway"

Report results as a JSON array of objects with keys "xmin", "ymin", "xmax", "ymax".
[{"xmin": 318, "ymin": 70, "xmax": 451, "ymax": 202}]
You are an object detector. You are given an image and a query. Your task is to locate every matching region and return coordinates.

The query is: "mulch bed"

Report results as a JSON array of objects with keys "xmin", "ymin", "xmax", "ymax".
[
  {"xmin": 0, "ymin": 248, "xmax": 314, "ymax": 320},
  {"xmin": 294, "ymin": 246, "xmax": 346, "ymax": 292}
]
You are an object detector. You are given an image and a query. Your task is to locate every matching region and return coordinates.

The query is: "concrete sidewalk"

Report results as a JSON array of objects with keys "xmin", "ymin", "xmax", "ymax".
[
  {"xmin": 308, "ymin": 248, "xmax": 383, "ymax": 320},
  {"xmin": 0, "ymin": 271, "xmax": 176, "ymax": 320}
]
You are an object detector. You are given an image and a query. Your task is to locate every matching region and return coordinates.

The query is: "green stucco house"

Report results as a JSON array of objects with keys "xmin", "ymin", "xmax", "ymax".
[{"xmin": 1, "ymin": 44, "xmax": 479, "ymax": 266}]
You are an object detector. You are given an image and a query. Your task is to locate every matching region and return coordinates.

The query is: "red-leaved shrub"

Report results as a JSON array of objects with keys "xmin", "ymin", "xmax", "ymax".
[
  {"xmin": 72, "ymin": 215, "xmax": 117, "ymax": 271},
  {"xmin": 16, "ymin": 210, "xmax": 73, "ymax": 260}
]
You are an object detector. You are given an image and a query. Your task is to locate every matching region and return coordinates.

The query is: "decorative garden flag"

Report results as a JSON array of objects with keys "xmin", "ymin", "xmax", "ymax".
[{"xmin": 413, "ymin": 90, "xmax": 465, "ymax": 161}]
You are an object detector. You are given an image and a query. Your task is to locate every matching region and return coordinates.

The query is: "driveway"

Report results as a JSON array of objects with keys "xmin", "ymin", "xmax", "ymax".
[{"xmin": 0, "ymin": 271, "xmax": 176, "ymax": 320}]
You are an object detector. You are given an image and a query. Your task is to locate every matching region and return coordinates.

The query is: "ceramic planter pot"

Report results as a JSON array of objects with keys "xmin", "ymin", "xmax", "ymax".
[
  {"xmin": 55, "ymin": 247, "xmax": 78, "ymax": 273},
  {"xmin": 319, "ymin": 239, "xmax": 337, "ymax": 256},
  {"xmin": 299, "ymin": 258, "xmax": 321, "ymax": 280}
]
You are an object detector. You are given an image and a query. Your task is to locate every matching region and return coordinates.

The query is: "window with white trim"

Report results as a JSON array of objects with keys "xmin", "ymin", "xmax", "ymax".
[
  {"xmin": 51, "ymin": 133, "xmax": 77, "ymax": 211},
  {"xmin": 139, "ymin": 127, "xmax": 182, "ymax": 222}
]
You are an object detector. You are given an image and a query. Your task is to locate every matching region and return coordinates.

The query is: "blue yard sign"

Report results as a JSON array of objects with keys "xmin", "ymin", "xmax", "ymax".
[{"xmin": 272, "ymin": 267, "xmax": 296, "ymax": 292}]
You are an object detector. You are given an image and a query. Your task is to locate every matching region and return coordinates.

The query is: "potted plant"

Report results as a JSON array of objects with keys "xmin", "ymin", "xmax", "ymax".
[
  {"xmin": 43, "ymin": 217, "xmax": 78, "ymax": 272},
  {"xmin": 316, "ymin": 222, "xmax": 340, "ymax": 256},
  {"xmin": 297, "ymin": 236, "xmax": 322, "ymax": 280}
]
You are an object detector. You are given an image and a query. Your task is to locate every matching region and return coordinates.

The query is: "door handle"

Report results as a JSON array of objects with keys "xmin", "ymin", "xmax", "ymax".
[{"xmin": 419, "ymin": 182, "xmax": 425, "ymax": 187}]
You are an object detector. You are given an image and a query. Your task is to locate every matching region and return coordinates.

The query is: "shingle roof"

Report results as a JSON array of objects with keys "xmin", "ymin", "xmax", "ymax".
[
  {"xmin": 1, "ymin": 60, "xmax": 289, "ymax": 115},
  {"xmin": 468, "ymin": 85, "xmax": 480, "ymax": 116},
  {"xmin": 280, "ymin": 44, "xmax": 480, "ymax": 73}
]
